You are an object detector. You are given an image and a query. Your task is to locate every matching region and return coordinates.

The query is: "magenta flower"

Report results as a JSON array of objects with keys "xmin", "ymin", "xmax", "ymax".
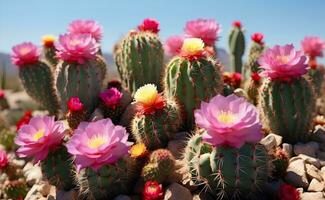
[
  {"xmin": 15, "ymin": 116, "xmax": 65, "ymax": 163},
  {"xmin": 56, "ymin": 33, "xmax": 99, "ymax": 64},
  {"xmin": 11, "ymin": 42, "xmax": 40, "ymax": 67},
  {"xmin": 67, "ymin": 97, "xmax": 84, "ymax": 112},
  {"xmin": 0, "ymin": 148, "xmax": 8, "ymax": 169},
  {"xmin": 99, "ymin": 87, "xmax": 123, "ymax": 108},
  {"xmin": 194, "ymin": 94, "xmax": 262, "ymax": 148},
  {"xmin": 258, "ymin": 44, "xmax": 308, "ymax": 80},
  {"xmin": 184, "ymin": 19, "xmax": 221, "ymax": 46},
  {"xmin": 66, "ymin": 118, "xmax": 132, "ymax": 171},
  {"xmin": 165, "ymin": 35, "xmax": 185, "ymax": 56},
  {"xmin": 138, "ymin": 18, "xmax": 160, "ymax": 34},
  {"xmin": 68, "ymin": 19, "xmax": 103, "ymax": 42},
  {"xmin": 301, "ymin": 36, "xmax": 325, "ymax": 58},
  {"xmin": 0, "ymin": 90, "xmax": 4, "ymax": 99}
]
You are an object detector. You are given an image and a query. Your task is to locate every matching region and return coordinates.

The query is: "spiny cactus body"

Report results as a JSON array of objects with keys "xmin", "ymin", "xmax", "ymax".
[
  {"xmin": 184, "ymin": 134, "xmax": 269, "ymax": 199},
  {"xmin": 308, "ymin": 68, "xmax": 324, "ymax": 97},
  {"xmin": 229, "ymin": 24, "xmax": 245, "ymax": 73},
  {"xmin": 4, "ymin": 179, "xmax": 28, "ymax": 200}
]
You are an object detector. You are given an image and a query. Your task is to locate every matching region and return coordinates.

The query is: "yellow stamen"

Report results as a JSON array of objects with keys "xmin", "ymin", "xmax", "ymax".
[
  {"xmin": 181, "ymin": 38, "xmax": 204, "ymax": 56},
  {"xmin": 88, "ymin": 136, "xmax": 107, "ymax": 148},
  {"xmin": 33, "ymin": 129, "xmax": 45, "ymax": 141},
  {"xmin": 276, "ymin": 55, "xmax": 289, "ymax": 64},
  {"xmin": 134, "ymin": 84, "xmax": 158, "ymax": 105},
  {"xmin": 216, "ymin": 111, "xmax": 237, "ymax": 124},
  {"xmin": 129, "ymin": 143, "xmax": 147, "ymax": 158}
]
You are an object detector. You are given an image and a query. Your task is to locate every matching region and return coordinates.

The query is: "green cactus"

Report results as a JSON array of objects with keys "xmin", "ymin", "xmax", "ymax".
[
  {"xmin": 55, "ymin": 56, "xmax": 106, "ymax": 117},
  {"xmin": 259, "ymin": 78, "xmax": 315, "ymax": 143},
  {"xmin": 244, "ymin": 41, "xmax": 264, "ymax": 76},
  {"xmin": 164, "ymin": 56, "xmax": 223, "ymax": 129},
  {"xmin": 0, "ymin": 128, "xmax": 16, "ymax": 151},
  {"xmin": 142, "ymin": 149, "xmax": 176, "ymax": 183},
  {"xmin": 43, "ymin": 45, "xmax": 58, "ymax": 67},
  {"xmin": 4, "ymin": 179, "xmax": 28, "ymax": 200},
  {"xmin": 114, "ymin": 31, "xmax": 164, "ymax": 94},
  {"xmin": 76, "ymin": 157, "xmax": 138, "ymax": 200},
  {"xmin": 131, "ymin": 99, "xmax": 181, "ymax": 150},
  {"xmin": 18, "ymin": 61, "xmax": 59, "ymax": 116},
  {"xmin": 184, "ymin": 134, "xmax": 269, "ymax": 199},
  {"xmin": 308, "ymin": 68, "xmax": 324, "ymax": 97},
  {"xmin": 271, "ymin": 149, "xmax": 289, "ymax": 179},
  {"xmin": 41, "ymin": 146, "xmax": 75, "ymax": 191},
  {"xmin": 246, "ymin": 80, "xmax": 262, "ymax": 105},
  {"xmin": 229, "ymin": 25, "xmax": 245, "ymax": 73}
]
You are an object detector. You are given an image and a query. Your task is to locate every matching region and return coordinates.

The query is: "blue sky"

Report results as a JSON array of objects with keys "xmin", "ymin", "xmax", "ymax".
[{"xmin": 1, "ymin": 0, "xmax": 325, "ymax": 60}]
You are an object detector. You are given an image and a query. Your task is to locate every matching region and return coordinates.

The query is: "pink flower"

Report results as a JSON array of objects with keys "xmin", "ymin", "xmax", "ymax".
[
  {"xmin": 56, "ymin": 33, "xmax": 99, "ymax": 64},
  {"xmin": 0, "ymin": 148, "xmax": 8, "ymax": 169},
  {"xmin": 68, "ymin": 19, "xmax": 103, "ymax": 42},
  {"xmin": 11, "ymin": 42, "xmax": 40, "ymax": 66},
  {"xmin": 232, "ymin": 21, "xmax": 242, "ymax": 28},
  {"xmin": 138, "ymin": 18, "xmax": 160, "ymax": 34},
  {"xmin": 194, "ymin": 94, "xmax": 262, "ymax": 148},
  {"xmin": 0, "ymin": 90, "xmax": 4, "ymax": 99},
  {"xmin": 301, "ymin": 36, "xmax": 325, "ymax": 58},
  {"xmin": 67, "ymin": 97, "xmax": 84, "ymax": 112},
  {"xmin": 143, "ymin": 181, "xmax": 164, "ymax": 200},
  {"xmin": 15, "ymin": 116, "xmax": 65, "ymax": 163},
  {"xmin": 66, "ymin": 118, "xmax": 132, "ymax": 171},
  {"xmin": 165, "ymin": 35, "xmax": 185, "ymax": 56},
  {"xmin": 258, "ymin": 44, "xmax": 308, "ymax": 81},
  {"xmin": 251, "ymin": 33, "xmax": 264, "ymax": 45},
  {"xmin": 99, "ymin": 87, "xmax": 123, "ymax": 108},
  {"xmin": 184, "ymin": 19, "xmax": 221, "ymax": 46}
]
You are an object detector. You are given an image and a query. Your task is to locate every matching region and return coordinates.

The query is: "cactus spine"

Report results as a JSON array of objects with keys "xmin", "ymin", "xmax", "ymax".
[
  {"xmin": 164, "ymin": 57, "xmax": 223, "ymax": 129},
  {"xmin": 184, "ymin": 134, "xmax": 269, "ymax": 199},
  {"xmin": 229, "ymin": 24, "xmax": 245, "ymax": 73},
  {"xmin": 114, "ymin": 31, "xmax": 164, "ymax": 94},
  {"xmin": 259, "ymin": 78, "xmax": 315, "ymax": 143},
  {"xmin": 19, "ymin": 61, "xmax": 59, "ymax": 116},
  {"xmin": 55, "ymin": 56, "xmax": 106, "ymax": 117}
]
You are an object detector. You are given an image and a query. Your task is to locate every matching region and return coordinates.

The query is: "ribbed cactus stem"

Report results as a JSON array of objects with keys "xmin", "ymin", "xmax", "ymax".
[{"xmin": 229, "ymin": 26, "xmax": 245, "ymax": 73}]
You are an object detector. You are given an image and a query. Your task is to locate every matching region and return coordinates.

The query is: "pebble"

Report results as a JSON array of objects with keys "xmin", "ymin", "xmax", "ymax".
[
  {"xmin": 282, "ymin": 143, "xmax": 293, "ymax": 158},
  {"xmin": 294, "ymin": 142, "xmax": 319, "ymax": 157},
  {"xmin": 301, "ymin": 192, "xmax": 324, "ymax": 200},
  {"xmin": 285, "ymin": 158, "xmax": 309, "ymax": 188},
  {"xmin": 164, "ymin": 183, "xmax": 192, "ymax": 200},
  {"xmin": 307, "ymin": 178, "xmax": 325, "ymax": 192},
  {"xmin": 260, "ymin": 134, "xmax": 277, "ymax": 151},
  {"xmin": 306, "ymin": 164, "xmax": 323, "ymax": 182},
  {"xmin": 299, "ymin": 154, "xmax": 321, "ymax": 169},
  {"xmin": 23, "ymin": 162, "xmax": 42, "ymax": 185}
]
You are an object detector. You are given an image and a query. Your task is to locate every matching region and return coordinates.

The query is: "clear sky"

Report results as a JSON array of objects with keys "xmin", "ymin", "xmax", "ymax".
[{"xmin": 1, "ymin": 0, "xmax": 325, "ymax": 60}]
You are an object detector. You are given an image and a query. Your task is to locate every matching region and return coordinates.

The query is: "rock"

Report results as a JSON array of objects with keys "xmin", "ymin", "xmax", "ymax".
[
  {"xmin": 299, "ymin": 154, "xmax": 321, "ymax": 169},
  {"xmin": 260, "ymin": 134, "xmax": 277, "ymax": 151},
  {"xmin": 307, "ymin": 179, "xmax": 325, "ymax": 192},
  {"xmin": 164, "ymin": 183, "xmax": 192, "ymax": 200},
  {"xmin": 233, "ymin": 88, "xmax": 247, "ymax": 98},
  {"xmin": 282, "ymin": 143, "xmax": 293, "ymax": 158},
  {"xmin": 168, "ymin": 140, "xmax": 186, "ymax": 159},
  {"xmin": 301, "ymin": 192, "xmax": 324, "ymax": 200},
  {"xmin": 314, "ymin": 125, "xmax": 325, "ymax": 143},
  {"xmin": 23, "ymin": 162, "xmax": 42, "ymax": 185},
  {"xmin": 306, "ymin": 164, "xmax": 323, "ymax": 181},
  {"xmin": 113, "ymin": 195, "xmax": 132, "ymax": 200},
  {"xmin": 269, "ymin": 133, "xmax": 283, "ymax": 146},
  {"xmin": 11, "ymin": 159, "xmax": 26, "ymax": 168},
  {"xmin": 294, "ymin": 142, "xmax": 319, "ymax": 157},
  {"xmin": 317, "ymin": 151, "xmax": 325, "ymax": 161},
  {"xmin": 285, "ymin": 158, "xmax": 309, "ymax": 188},
  {"xmin": 37, "ymin": 182, "xmax": 52, "ymax": 196},
  {"xmin": 25, "ymin": 184, "xmax": 41, "ymax": 200},
  {"xmin": 55, "ymin": 189, "xmax": 78, "ymax": 200}
]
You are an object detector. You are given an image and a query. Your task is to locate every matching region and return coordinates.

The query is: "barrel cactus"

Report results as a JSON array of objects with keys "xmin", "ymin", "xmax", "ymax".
[
  {"xmin": 229, "ymin": 21, "xmax": 245, "ymax": 73},
  {"xmin": 115, "ymin": 18, "xmax": 164, "ymax": 94},
  {"xmin": 259, "ymin": 44, "xmax": 315, "ymax": 143},
  {"xmin": 164, "ymin": 38, "xmax": 223, "ymax": 129}
]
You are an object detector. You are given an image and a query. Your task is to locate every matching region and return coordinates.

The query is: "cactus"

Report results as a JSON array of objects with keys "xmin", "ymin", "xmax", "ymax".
[
  {"xmin": 42, "ymin": 35, "xmax": 58, "ymax": 67},
  {"xmin": 41, "ymin": 146, "xmax": 75, "ymax": 190},
  {"xmin": 4, "ymin": 179, "xmax": 28, "ymax": 200},
  {"xmin": 66, "ymin": 97, "xmax": 86, "ymax": 129},
  {"xmin": 132, "ymin": 99, "xmax": 181, "ymax": 150},
  {"xmin": 142, "ymin": 149, "xmax": 176, "ymax": 183},
  {"xmin": 164, "ymin": 56, "xmax": 223, "ymax": 129},
  {"xmin": 308, "ymin": 67, "xmax": 324, "ymax": 97},
  {"xmin": 229, "ymin": 22, "xmax": 245, "ymax": 73},
  {"xmin": 184, "ymin": 134, "xmax": 269, "ymax": 199},
  {"xmin": 19, "ymin": 61, "xmax": 59, "ymax": 116},
  {"xmin": 259, "ymin": 78, "xmax": 315, "ymax": 143},
  {"xmin": 114, "ymin": 31, "xmax": 164, "ymax": 94},
  {"xmin": 0, "ymin": 128, "xmax": 16, "ymax": 151},
  {"xmin": 76, "ymin": 157, "xmax": 138, "ymax": 199},
  {"xmin": 246, "ymin": 73, "xmax": 262, "ymax": 105},
  {"xmin": 55, "ymin": 55, "xmax": 106, "ymax": 117},
  {"xmin": 271, "ymin": 148, "xmax": 289, "ymax": 179}
]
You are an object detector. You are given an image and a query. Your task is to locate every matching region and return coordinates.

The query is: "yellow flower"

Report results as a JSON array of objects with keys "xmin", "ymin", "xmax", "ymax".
[
  {"xmin": 181, "ymin": 38, "xmax": 204, "ymax": 56},
  {"xmin": 42, "ymin": 35, "xmax": 56, "ymax": 46},
  {"xmin": 134, "ymin": 84, "xmax": 158, "ymax": 105},
  {"xmin": 129, "ymin": 143, "xmax": 147, "ymax": 158}
]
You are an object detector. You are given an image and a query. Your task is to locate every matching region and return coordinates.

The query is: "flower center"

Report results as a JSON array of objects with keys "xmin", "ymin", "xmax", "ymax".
[
  {"xmin": 69, "ymin": 39, "xmax": 81, "ymax": 46},
  {"xmin": 147, "ymin": 185, "xmax": 158, "ymax": 193},
  {"xmin": 276, "ymin": 55, "xmax": 289, "ymax": 64},
  {"xmin": 33, "ymin": 129, "xmax": 45, "ymax": 141},
  {"xmin": 134, "ymin": 84, "xmax": 158, "ymax": 105},
  {"xmin": 181, "ymin": 38, "xmax": 204, "ymax": 56},
  {"xmin": 216, "ymin": 111, "xmax": 237, "ymax": 124},
  {"xmin": 88, "ymin": 136, "xmax": 107, "ymax": 148},
  {"xmin": 19, "ymin": 47, "xmax": 31, "ymax": 55}
]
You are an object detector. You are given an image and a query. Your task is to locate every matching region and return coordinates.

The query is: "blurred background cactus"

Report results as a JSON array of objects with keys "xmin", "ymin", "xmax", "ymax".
[{"xmin": 228, "ymin": 21, "xmax": 245, "ymax": 73}]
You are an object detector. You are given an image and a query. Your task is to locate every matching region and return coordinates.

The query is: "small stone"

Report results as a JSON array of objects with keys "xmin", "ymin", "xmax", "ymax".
[
  {"xmin": 299, "ymin": 154, "xmax": 321, "ymax": 168},
  {"xmin": 37, "ymin": 182, "xmax": 51, "ymax": 196},
  {"xmin": 233, "ymin": 88, "xmax": 247, "ymax": 98},
  {"xmin": 164, "ymin": 183, "xmax": 192, "ymax": 200},
  {"xmin": 301, "ymin": 192, "xmax": 324, "ymax": 200},
  {"xmin": 307, "ymin": 179, "xmax": 325, "ymax": 192},
  {"xmin": 285, "ymin": 158, "xmax": 309, "ymax": 188},
  {"xmin": 306, "ymin": 164, "xmax": 323, "ymax": 181},
  {"xmin": 294, "ymin": 142, "xmax": 319, "ymax": 157},
  {"xmin": 282, "ymin": 143, "xmax": 293, "ymax": 158},
  {"xmin": 113, "ymin": 195, "xmax": 132, "ymax": 200},
  {"xmin": 260, "ymin": 134, "xmax": 277, "ymax": 151},
  {"xmin": 11, "ymin": 159, "xmax": 26, "ymax": 168},
  {"xmin": 23, "ymin": 163, "xmax": 42, "ymax": 185},
  {"xmin": 269, "ymin": 133, "xmax": 283, "ymax": 146}
]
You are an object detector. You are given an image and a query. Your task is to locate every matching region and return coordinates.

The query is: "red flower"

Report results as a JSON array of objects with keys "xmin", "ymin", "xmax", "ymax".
[
  {"xmin": 232, "ymin": 72, "xmax": 242, "ymax": 88},
  {"xmin": 143, "ymin": 181, "xmax": 164, "ymax": 200},
  {"xmin": 136, "ymin": 95, "xmax": 165, "ymax": 115},
  {"xmin": 0, "ymin": 90, "xmax": 4, "ymax": 99},
  {"xmin": 16, "ymin": 111, "xmax": 32, "ymax": 131},
  {"xmin": 279, "ymin": 184, "xmax": 300, "ymax": 200},
  {"xmin": 251, "ymin": 33, "xmax": 264, "ymax": 45},
  {"xmin": 251, "ymin": 72, "xmax": 261, "ymax": 83},
  {"xmin": 138, "ymin": 18, "xmax": 160, "ymax": 34},
  {"xmin": 67, "ymin": 97, "xmax": 84, "ymax": 112},
  {"xmin": 232, "ymin": 20, "xmax": 242, "ymax": 28}
]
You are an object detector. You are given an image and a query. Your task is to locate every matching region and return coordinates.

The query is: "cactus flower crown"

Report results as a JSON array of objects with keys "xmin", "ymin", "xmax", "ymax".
[
  {"xmin": 11, "ymin": 42, "xmax": 40, "ymax": 66},
  {"xmin": 67, "ymin": 97, "xmax": 84, "ymax": 112},
  {"xmin": 138, "ymin": 18, "xmax": 160, "ymax": 34},
  {"xmin": 0, "ymin": 148, "xmax": 8, "ymax": 169},
  {"xmin": 134, "ymin": 84, "xmax": 165, "ymax": 115},
  {"xmin": 251, "ymin": 33, "xmax": 264, "ymax": 45},
  {"xmin": 99, "ymin": 87, "xmax": 123, "ymax": 109},
  {"xmin": 232, "ymin": 20, "xmax": 242, "ymax": 28},
  {"xmin": 180, "ymin": 38, "xmax": 205, "ymax": 60},
  {"xmin": 301, "ymin": 36, "xmax": 325, "ymax": 58},
  {"xmin": 42, "ymin": 35, "xmax": 56, "ymax": 47},
  {"xmin": 143, "ymin": 181, "xmax": 164, "ymax": 200},
  {"xmin": 68, "ymin": 19, "xmax": 103, "ymax": 42}
]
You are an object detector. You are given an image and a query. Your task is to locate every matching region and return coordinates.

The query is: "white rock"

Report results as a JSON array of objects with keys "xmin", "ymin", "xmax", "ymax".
[
  {"xmin": 285, "ymin": 158, "xmax": 309, "ymax": 188},
  {"xmin": 294, "ymin": 142, "xmax": 319, "ymax": 157},
  {"xmin": 260, "ymin": 134, "xmax": 277, "ymax": 151},
  {"xmin": 299, "ymin": 154, "xmax": 321, "ymax": 169},
  {"xmin": 23, "ymin": 163, "xmax": 42, "ymax": 185},
  {"xmin": 24, "ymin": 184, "xmax": 40, "ymax": 200},
  {"xmin": 307, "ymin": 179, "xmax": 325, "ymax": 192},
  {"xmin": 282, "ymin": 143, "xmax": 293, "ymax": 158},
  {"xmin": 37, "ymin": 181, "xmax": 52, "ymax": 196},
  {"xmin": 269, "ymin": 133, "xmax": 283, "ymax": 146},
  {"xmin": 164, "ymin": 183, "xmax": 192, "ymax": 200},
  {"xmin": 306, "ymin": 164, "xmax": 323, "ymax": 182},
  {"xmin": 11, "ymin": 159, "xmax": 26, "ymax": 168},
  {"xmin": 301, "ymin": 192, "xmax": 324, "ymax": 200}
]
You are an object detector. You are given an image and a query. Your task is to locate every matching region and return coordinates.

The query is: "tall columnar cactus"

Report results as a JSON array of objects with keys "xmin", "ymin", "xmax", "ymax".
[
  {"xmin": 164, "ymin": 38, "xmax": 223, "ymax": 129},
  {"xmin": 258, "ymin": 44, "xmax": 315, "ymax": 143},
  {"xmin": 229, "ymin": 21, "xmax": 245, "ymax": 73},
  {"xmin": 55, "ymin": 33, "xmax": 106, "ymax": 117},
  {"xmin": 42, "ymin": 35, "xmax": 58, "ymax": 67},
  {"xmin": 184, "ymin": 94, "xmax": 268, "ymax": 199},
  {"xmin": 11, "ymin": 42, "xmax": 60, "ymax": 116},
  {"xmin": 131, "ymin": 84, "xmax": 181, "ymax": 150},
  {"xmin": 114, "ymin": 18, "xmax": 164, "ymax": 94}
]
